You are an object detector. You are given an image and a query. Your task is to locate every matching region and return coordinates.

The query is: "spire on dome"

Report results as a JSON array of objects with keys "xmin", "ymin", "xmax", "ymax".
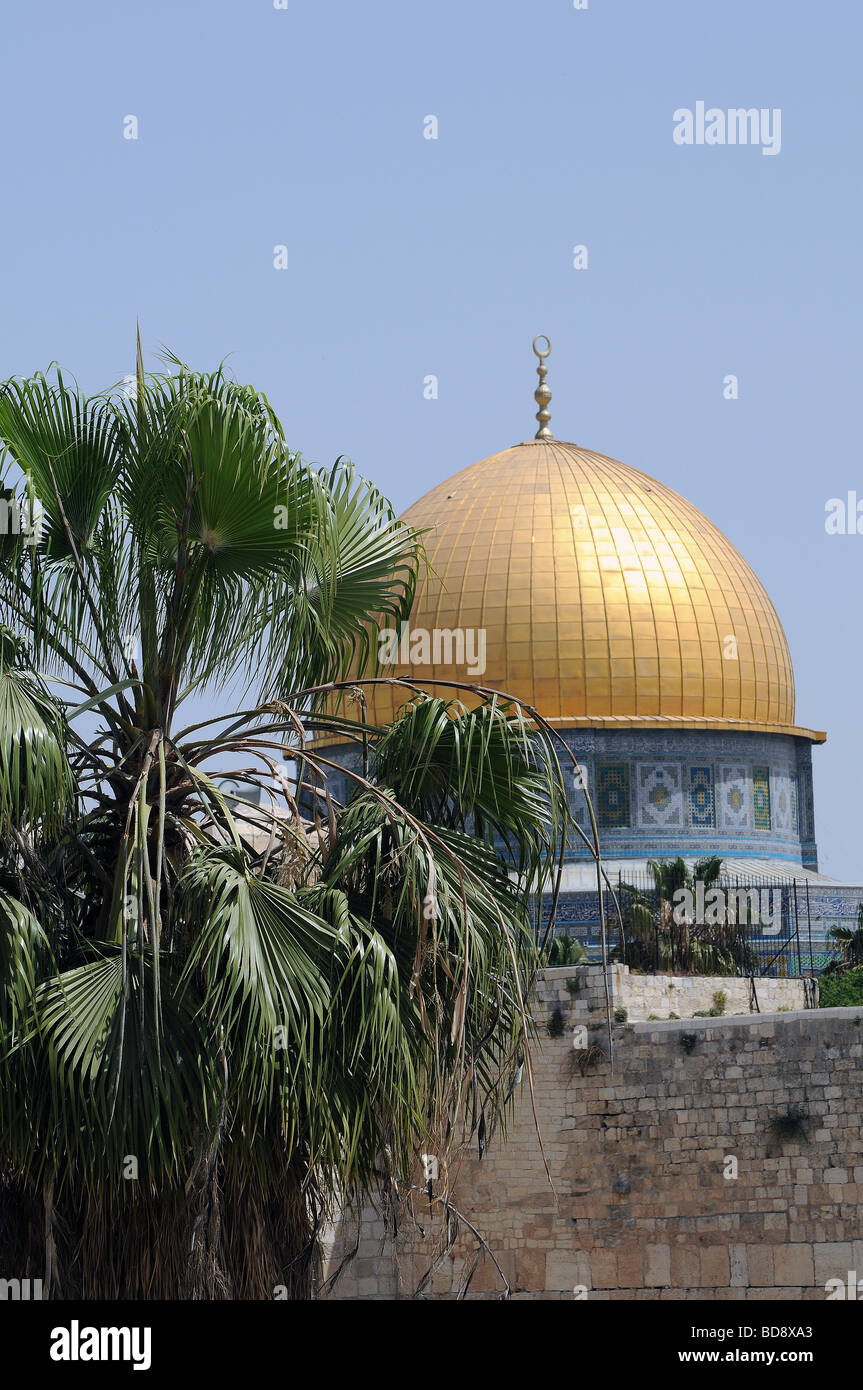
[{"xmin": 532, "ymin": 335, "xmax": 553, "ymax": 439}]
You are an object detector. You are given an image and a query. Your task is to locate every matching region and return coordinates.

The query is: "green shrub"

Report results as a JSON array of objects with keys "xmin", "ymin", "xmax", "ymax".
[
  {"xmin": 613, "ymin": 1007, "xmax": 628, "ymax": 1023},
  {"xmin": 819, "ymin": 967, "xmax": 863, "ymax": 1008},
  {"xmin": 546, "ymin": 933, "xmax": 585, "ymax": 967}
]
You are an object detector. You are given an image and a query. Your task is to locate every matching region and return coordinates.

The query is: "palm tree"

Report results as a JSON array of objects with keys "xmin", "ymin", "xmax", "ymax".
[
  {"xmin": 618, "ymin": 856, "xmax": 747, "ymax": 975},
  {"xmin": 0, "ymin": 351, "xmax": 569, "ymax": 1298},
  {"xmin": 545, "ymin": 932, "xmax": 585, "ymax": 967},
  {"xmin": 826, "ymin": 905, "xmax": 863, "ymax": 971}
]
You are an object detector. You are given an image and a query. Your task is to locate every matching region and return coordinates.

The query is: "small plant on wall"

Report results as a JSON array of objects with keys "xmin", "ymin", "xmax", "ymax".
[
  {"xmin": 573, "ymin": 1042, "xmax": 607, "ymax": 1076},
  {"xmin": 547, "ymin": 1007, "xmax": 566, "ymax": 1038}
]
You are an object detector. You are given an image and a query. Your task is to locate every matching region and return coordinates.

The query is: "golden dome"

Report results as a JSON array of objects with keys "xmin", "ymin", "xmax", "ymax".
[{"xmin": 364, "ymin": 438, "xmax": 824, "ymax": 743}]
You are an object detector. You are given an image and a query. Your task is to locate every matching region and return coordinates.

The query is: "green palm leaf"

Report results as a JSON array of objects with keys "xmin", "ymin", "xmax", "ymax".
[
  {"xmin": 0, "ymin": 368, "xmax": 124, "ymax": 558},
  {"xmin": 0, "ymin": 890, "xmax": 48, "ymax": 1043},
  {"xmin": 0, "ymin": 641, "xmax": 72, "ymax": 835},
  {"xmin": 179, "ymin": 847, "xmax": 335, "ymax": 1054}
]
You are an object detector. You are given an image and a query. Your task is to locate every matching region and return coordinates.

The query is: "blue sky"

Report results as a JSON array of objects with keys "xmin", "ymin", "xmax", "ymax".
[{"xmin": 2, "ymin": 0, "xmax": 862, "ymax": 877}]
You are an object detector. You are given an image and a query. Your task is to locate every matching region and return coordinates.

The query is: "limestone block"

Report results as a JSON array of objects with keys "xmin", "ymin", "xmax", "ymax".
[
  {"xmin": 772, "ymin": 1244, "xmax": 815, "ymax": 1286},
  {"xmin": 814, "ymin": 1241, "xmax": 854, "ymax": 1287},
  {"xmin": 644, "ymin": 1243, "xmax": 671, "ymax": 1287}
]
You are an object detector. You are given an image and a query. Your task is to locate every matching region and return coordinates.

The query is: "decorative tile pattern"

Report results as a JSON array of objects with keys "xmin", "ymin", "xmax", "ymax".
[
  {"xmin": 322, "ymin": 728, "xmax": 819, "ymax": 867},
  {"xmin": 688, "ymin": 766, "xmax": 715, "ymax": 828},
  {"xmin": 753, "ymin": 766, "xmax": 771, "ymax": 830},
  {"xmin": 719, "ymin": 765, "xmax": 750, "ymax": 831},
  {"xmin": 772, "ymin": 771, "xmax": 793, "ymax": 833},
  {"xmin": 637, "ymin": 764, "xmax": 683, "ymax": 828},
  {"xmin": 568, "ymin": 761, "xmax": 592, "ymax": 839},
  {"xmin": 800, "ymin": 770, "xmax": 815, "ymax": 841},
  {"xmin": 597, "ymin": 763, "xmax": 630, "ymax": 828}
]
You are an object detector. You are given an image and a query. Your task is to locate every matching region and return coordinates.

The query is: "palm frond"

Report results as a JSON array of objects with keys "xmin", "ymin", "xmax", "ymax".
[{"xmin": 0, "ymin": 645, "xmax": 73, "ymax": 836}]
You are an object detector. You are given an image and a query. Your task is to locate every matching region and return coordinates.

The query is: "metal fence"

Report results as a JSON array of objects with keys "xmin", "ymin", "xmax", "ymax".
[{"xmin": 609, "ymin": 874, "xmax": 823, "ymax": 980}]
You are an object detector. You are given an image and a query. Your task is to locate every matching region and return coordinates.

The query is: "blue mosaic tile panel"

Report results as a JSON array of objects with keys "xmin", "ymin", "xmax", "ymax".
[
  {"xmin": 636, "ymin": 763, "xmax": 683, "ymax": 828},
  {"xmin": 688, "ymin": 765, "xmax": 715, "ymax": 828},
  {"xmin": 801, "ymin": 771, "xmax": 815, "ymax": 841},
  {"xmin": 718, "ymin": 764, "xmax": 750, "ymax": 831},
  {"xmin": 329, "ymin": 726, "xmax": 817, "ymax": 866},
  {"xmin": 772, "ymin": 771, "xmax": 793, "ymax": 833},
  {"xmin": 753, "ymin": 766, "xmax": 771, "ymax": 830},
  {"xmin": 597, "ymin": 763, "xmax": 630, "ymax": 828}
]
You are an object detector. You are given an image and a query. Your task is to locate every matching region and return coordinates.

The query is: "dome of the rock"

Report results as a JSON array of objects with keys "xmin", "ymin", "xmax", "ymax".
[
  {"xmin": 322, "ymin": 339, "xmax": 824, "ymax": 873},
  {"xmin": 362, "ymin": 437, "xmax": 820, "ymax": 742}
]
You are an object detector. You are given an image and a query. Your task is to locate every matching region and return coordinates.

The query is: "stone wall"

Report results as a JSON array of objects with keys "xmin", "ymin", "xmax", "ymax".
[
  {"xmin": 569, "ymin": 962, "xmax": 811, "ymax": 1022},
  {"xmin": 321, "ymin": 971, "xmax": 863, "ymax": 1300}
]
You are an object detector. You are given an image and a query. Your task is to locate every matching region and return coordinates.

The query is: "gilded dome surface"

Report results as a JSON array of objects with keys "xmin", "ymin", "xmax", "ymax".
[{"xmin": 365, "ymin": 438, "xmax": 823, "ymax": 742}]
